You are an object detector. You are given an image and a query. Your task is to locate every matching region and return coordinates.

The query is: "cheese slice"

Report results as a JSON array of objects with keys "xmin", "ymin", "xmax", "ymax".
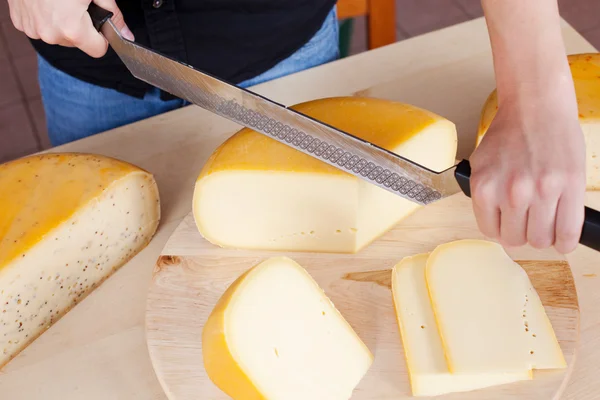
[
  {"xmin": 0, "ymin": 153, "xmax": 160, "ymax": 369},
  {"xmin": 392, "ymin": 253, "xmax": 531, "ymax": 396},
  {"xmin": 425, "ymin": 240, "xmax": 566, "ymax": 375},
  {"xmin": 202, "ymin": 256, "xmax": 373, "ymax": 400},
  {"xmin": 193, "ymin": 96, "xmax": 457, "ymax": 253},
  {"xmin": 476, "ymin": 53, "xmax": 600, "ymax": 190}
]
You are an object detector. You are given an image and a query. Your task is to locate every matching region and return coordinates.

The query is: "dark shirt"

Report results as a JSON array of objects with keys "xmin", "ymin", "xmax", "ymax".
[{"xmin": 30, "ymin": 0, "xmax": 336, "ymax": 100}]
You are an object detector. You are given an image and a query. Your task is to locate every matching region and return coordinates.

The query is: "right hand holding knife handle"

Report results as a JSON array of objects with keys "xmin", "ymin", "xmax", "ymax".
[{"xmin": 454, "ymin": 159, "xmax": 600, "ymax": 253}]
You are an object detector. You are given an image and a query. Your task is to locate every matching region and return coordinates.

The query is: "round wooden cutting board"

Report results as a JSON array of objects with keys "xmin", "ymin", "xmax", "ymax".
[{"xmin": 146, "ymin": 193, "xmax": 580, "ymax": 400}]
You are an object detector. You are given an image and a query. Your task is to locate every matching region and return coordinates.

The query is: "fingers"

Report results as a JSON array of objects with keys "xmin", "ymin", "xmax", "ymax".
[
  {"xmin": 68, "ymin": 12, "xmax": 109, "ymax": 58},
  {"xmin": 94, "ymin": 0, "xmax": 135, "ymax": 40},
  {"xmin": 471, "ymin": 169, "xmax": 534, "ymax": 247},
  {"xmin": 526, "ymin": 174, "xmax": 561, "ymax": 249},
  {"xmin": 471, "ymin": 175, "xmax": 501, "ymax": 239},
  {"xmin": 6, "ymin": 0, "xmax": 133, "ymax": 58},
  {"xmin": 472, "ymin": 168, "xmax": 585, "ymax": 254},
  {"xmin": 8, "ymin": 0, "xmax": 24, "ymax": 33},
  {"xmin": 23, "ymin": 12, "xmax": 41, "ymax": 40},
  {"xmin": 498, "ymin": 175, "xmax": 532, "ymax": 247},
  {"xmin": 554, "ymin": 181, "xmax": 585, "ymax": 254},
  {"xmin": 526, "ymin": 196, "xmax": 558, "ymax": 249}
]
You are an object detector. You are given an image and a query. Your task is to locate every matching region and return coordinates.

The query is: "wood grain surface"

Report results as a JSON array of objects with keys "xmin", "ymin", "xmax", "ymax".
[{"xmin": 146, "ymin": 194, "xmax": 580, "ymax": 399}]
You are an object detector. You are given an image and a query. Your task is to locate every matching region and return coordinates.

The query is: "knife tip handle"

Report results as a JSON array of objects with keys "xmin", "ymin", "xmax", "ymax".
[
  {"xmin": 88, "ymin": 3, "xmax": 113, "ymax": 32},
  {"xmin": 454, "ymin": 159, "xmax": 472, "ymax": 198},
  {"xmin": 581, "ymin": 206, "xmax": 600, "ymax": 253}
]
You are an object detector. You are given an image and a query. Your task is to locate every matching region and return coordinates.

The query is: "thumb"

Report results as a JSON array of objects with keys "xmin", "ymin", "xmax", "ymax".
[{"xmin": 92, "ymin": 0, "xmax": 134, "ymax": 41}]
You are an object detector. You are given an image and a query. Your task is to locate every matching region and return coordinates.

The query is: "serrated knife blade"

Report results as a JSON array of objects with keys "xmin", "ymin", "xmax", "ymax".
[
  {"xmin": 88, "ymin": 4, "xmax": 465, "ymax": 206},
  {"xmin": 88, "ymin": 4, "xmax": 600, "ymax": 252}
]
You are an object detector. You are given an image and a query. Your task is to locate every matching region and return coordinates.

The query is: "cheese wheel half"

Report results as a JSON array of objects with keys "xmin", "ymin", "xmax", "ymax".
[
  {"xmin": 0, "ymin": 153, "xmax": 160, "ymax": 369},
  {"xmin": 193, "ymin": 96, "xmax": 458, "ymax": 253}
]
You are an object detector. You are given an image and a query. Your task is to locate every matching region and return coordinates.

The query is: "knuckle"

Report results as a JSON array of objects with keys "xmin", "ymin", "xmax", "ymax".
[
  {"xmin": 61, "ymin": 25, "xmax": 80, "ymax": 43},
  {"xmin": 476, "ymin": 217, "xmax": 498, "ymax": 239},
  {"xmin": 110, "ymin": 10, "xmax": 125, "ymax": 25},
  {"xmin": 557, "ymin": 226, "xmax": 580, "ymax": 242},
  {"xmin": 88, "ymin": 47, "xmax": 106, "ymax": 59},
  {"xmin": 471, "ymin": 176, "xmax": 496, "ymax": 204},
  {"xmin": 506, "ymin": 175, "xmax": 533, "ymax": 208},
  {"xmin": 501, "ymin": 235, "xmax": 526, "ymax": 248},
  {"xmin": 12, "ymin": 20, "xmax": 24, "ymax": 32},
  {"xmin": 555, "ymin": 239, "xmax": 578, "ymax": 254},
  {"xmin": 38, "ymin": 27, "xmax": 60, "ymax": 44},
  {"xmin": 536, "ymin": 172, "xmax": 564, "ymax": 197},
  {"xmin": 24, "ymin": 28, "xmax": 40, "ymax": 40},
  {"xmin": 528, "ymin": 234, "xmax": 553, "ymax": 250}
]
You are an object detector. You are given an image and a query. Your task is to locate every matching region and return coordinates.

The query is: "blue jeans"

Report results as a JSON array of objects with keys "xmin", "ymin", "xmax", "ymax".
[{"xmin": 39, "ymin": 7, "xmax": 339, "ymax": 146}]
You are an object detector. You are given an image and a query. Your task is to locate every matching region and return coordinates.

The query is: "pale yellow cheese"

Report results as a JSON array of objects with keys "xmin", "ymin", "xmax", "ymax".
[
  {"xmin": 0, "ymin": 153, "xmax": 160, "ymax": 369},
  {"xmin": 193, "ymin": 96, "xmax": 457, "ymax": 253},
  {"xmin": 392, "ymin": 253, "xmax": 531, "ymax": 396},
  {"xmin": 426, "ymin": 240, "xmax": 566, "ymax": 375},
  {"xmin": 202, "ymin": 256, "xmax": 373, "ymax": 400},
  {"xmin": 476, "ymin": 53, "xmax": 600, "ymax": 189}
]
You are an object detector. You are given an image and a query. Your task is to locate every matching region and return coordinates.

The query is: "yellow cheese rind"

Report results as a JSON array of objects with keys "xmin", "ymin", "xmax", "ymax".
[
  {"xmin": 0, "ymin": 153, "xmax": 147, "ymax": 268},
  {"xmin": 193, "ymin": 97, "xmax": 458, "ymax": 253},
  {"xmin": 0, "ymin": 153, "xmax": 160, "ymax": 369},
  {"xmin": 198, "ymin": 97, "xmax": 449, "ymax": 177},
  {"xmin": 476, "ymin": 53, "xmax": 600, "ymax": 189},
  {"xmin": 425, "ymin": 239, "xmax": 566, "ymax": 375},
  {"xmin": 202, "ymin": 267, "xmax": 265, "ymax": 400},
  {"xmin": 392, "ymin": 253, "xmax": 531, "ymax": 397},
  {"xmin": 202, "ymin": 256, "xmax": 373, "ymax": 400}
]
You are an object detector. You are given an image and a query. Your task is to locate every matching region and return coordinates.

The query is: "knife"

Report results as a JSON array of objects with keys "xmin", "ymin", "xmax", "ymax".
[{"xmin": 88, "ymin": 4, "xmax": 600, "ymax": 252}]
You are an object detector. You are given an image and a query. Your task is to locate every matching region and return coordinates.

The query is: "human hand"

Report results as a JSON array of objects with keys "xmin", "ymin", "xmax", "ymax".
[
  {"xmin": 469, "ymin": 89, "xmax": 586, "ymax": 254},
  {"xmin": 7, "ymin": 0, "xmax": 134, "ymax": 58}
]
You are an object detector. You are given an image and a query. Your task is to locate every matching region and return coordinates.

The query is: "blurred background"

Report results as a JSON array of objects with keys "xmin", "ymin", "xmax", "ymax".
[{"xmin": 0, "ymin": 0, "xmax": 598, "ymax": 164}]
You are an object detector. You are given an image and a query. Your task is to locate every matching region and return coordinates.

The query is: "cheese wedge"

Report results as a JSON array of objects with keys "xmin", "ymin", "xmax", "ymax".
[
  {"xmin": 425, "ymin": 240, "xmax": 566, "ymax": 375},
  {"xmin": 202, "ymin": 256, "xmax": 373, "ymax": 400},
  {"xmin": 193, "ymin": 96, "xmax": 457, "ymax": 253},
  {"xmin": 392, "ymin": 253, "xmax": 531, "ymax": 396},
  {"xmin": 0, "ymin": 153, "xmax": 160, "ymax": 369},
  {"xmin": 476, "ymin": 53, "xmax": 600, "ymax": 189}
]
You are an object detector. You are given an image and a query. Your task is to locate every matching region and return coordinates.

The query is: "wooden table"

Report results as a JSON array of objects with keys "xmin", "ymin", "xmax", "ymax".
[{"xmin": 1, "ymin": 17, "xmax": 599, "ymax": 400}]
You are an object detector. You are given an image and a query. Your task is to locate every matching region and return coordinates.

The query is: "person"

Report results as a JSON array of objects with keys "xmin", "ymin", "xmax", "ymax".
[
  {"xmin": 8, "ymin": 0, "xmax": 340, "ymax": 145},
  {"xmin": 7, "ymin": 0, "xmax": 586, "ymax": 255}
]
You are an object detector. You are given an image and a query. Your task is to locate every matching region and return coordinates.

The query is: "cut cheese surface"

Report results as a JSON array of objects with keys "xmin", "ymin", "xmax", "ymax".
[
  {"xmin": 426, "ymin": 240, "xmax": 566, "ymax": 375},
  {"xmin": 202, "ymin": 256, "xmax": 373, "ymax": 400},
  {"xmin": 193, "ymin": 96, "xmax": 457, "ymax": 253},
  {"xmin": 476, "ymin": 53, "xmax": 600, "ymax": 189},
  {"xmin": 0, "ymin": 153, "xmax": 160, "ymax": 368},
  {"xmin": 392, "ymin": 253, "xmax": 531, "ymax": 396}
]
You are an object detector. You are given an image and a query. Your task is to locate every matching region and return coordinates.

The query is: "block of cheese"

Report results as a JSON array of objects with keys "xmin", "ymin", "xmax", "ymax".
[
  {"xmin": 391, "ymin": 253, "xmax": 531, "ymax": 397},
  {"xmin": 202, "ymin": 256, "xmax": 373, "ymax": 400},
  {"xmin": 426, "ymin": 240, "xmax": 566, "ymax": 375},
  {"xmin": 476, "ymin": 53, "xmax": 600, "ymax": 189},
  {"xmin": 0, "ymin": 153, "xmax": 160, "ymax": 369},
  {"xmin": 193, "ymin": 96, "xmax": 457, "ymax": 253}
]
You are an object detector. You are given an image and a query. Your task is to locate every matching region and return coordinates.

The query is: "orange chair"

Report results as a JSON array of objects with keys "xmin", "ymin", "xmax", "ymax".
[{"xmin": 336, "ymin": 0, "xmax": 397, "ymax": 49}]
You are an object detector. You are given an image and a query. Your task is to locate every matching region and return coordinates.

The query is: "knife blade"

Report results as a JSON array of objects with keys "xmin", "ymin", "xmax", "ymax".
[{"xmin": 88, "ymin": 4, "xmax": 600, "ymax": 252}]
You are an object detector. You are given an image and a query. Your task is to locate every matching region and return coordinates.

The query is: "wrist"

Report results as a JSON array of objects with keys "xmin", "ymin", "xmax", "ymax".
[{"xmin": 498, "ymin": 72, "xmax": 576, "ymax": 110}]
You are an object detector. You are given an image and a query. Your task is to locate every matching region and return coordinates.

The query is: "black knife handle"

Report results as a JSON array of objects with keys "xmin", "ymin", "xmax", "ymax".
[
  {"xmin": 454, "ymin": 159, "xmax": 600, "ymax": 253},
  {"xmin": 88, "ymin": 3, "xmax": 113, "ymax": 32}
]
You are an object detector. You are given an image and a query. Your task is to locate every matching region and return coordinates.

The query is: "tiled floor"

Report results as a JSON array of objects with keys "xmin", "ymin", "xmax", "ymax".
[{"xmin": 1, "ymin": 0, "xmax": 599, "ymax": 163}]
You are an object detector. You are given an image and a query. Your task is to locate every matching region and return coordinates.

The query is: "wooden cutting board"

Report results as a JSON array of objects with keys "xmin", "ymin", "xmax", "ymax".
[{"xmin": 146, "ymin": 192, "xmax": 580, "ymax": 400}]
